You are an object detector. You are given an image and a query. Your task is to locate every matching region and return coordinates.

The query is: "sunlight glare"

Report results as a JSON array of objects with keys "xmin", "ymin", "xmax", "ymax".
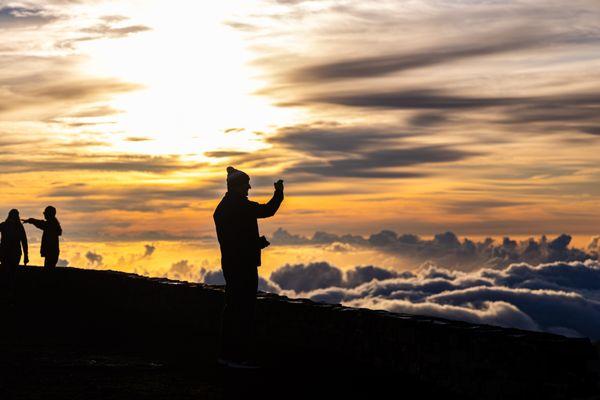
[{"xmin": 80, "ymin": 0, "xmax": 297, "ymax": 156}]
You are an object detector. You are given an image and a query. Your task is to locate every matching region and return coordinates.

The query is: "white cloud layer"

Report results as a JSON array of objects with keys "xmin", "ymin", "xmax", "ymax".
[
  {"xmin": 271, "ymin": 260, "xmax": 600, "ymax": 339},
  {"xmin": 187, "ymin": 258, "xmax": 600, "ymax": 339}
]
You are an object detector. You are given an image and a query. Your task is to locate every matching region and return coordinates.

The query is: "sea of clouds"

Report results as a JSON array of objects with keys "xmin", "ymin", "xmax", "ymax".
[{"xmin": 166, "ymin": 231, "xmax": 600, "ymax": 340}]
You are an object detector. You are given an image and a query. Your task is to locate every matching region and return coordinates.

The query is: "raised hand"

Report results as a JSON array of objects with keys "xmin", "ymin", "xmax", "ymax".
[{"xmin": 274, "ymin": 179, "xmax": 284, "ymax": 192}]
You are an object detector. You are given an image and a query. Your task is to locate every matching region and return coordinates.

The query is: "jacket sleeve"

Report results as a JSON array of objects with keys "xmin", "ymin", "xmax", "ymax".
[
  {"xmin": 251, "ymin": 189, "xmax": 284, "ymax": 219},
  {"xmin": 29, "ymin": 219, "xmax": 48, "ymax": 230}
]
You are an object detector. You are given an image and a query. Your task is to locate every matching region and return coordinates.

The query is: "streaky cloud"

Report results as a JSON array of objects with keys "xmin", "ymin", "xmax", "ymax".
[
  {"xmin": 0, "ymin": 154, "xmax": 206, "ymax": 174},
  {"xmin": 0, "ymin": 5, "xmax": 60, "ymax": 27},
  {"xmin": 307, "ymin": 89, "xmax": 527, "ymax": 110},
  {"xmin": 290, "ymin": 32, "xmax": 553, "ymax": 82},
  {"xmin": 286, "ymin": 146, "xmax": 474, "ymax": 178},
  {"xmin": 262, "ymin": 123, "xmax": 479, "ymax": 179}
]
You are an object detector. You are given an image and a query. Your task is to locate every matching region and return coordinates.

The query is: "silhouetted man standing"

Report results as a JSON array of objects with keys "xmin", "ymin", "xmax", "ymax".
[
  {"xmin": 23, "ymin": 206, "xmax": 62, "ymax": 269},
  {"xmin": 0, "ymin": 209, "xmax": 28, "ymax": 303},
  {"xmin": 213, "ymin": 166, "xmax": 284, "ymax": 368}
]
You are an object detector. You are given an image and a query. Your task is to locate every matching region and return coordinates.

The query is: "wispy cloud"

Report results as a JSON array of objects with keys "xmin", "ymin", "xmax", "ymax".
[
  {"xmin": 0, "ymin": 57, "xmax": 142, "ymax": 119},
  {"xmin": 81, "ymin": 22, "xmax": 151, "ymax": 38},
  {"xmin": 0, "ymin": 154, "xmax": 205, "ymax": 174},
  {"xmin": 288, "ymin": 30, "xmax": 558, "ymax": 83},
  {"xmin": 0, "ymin": 5, "xmax": 61, "ymax": 27}
]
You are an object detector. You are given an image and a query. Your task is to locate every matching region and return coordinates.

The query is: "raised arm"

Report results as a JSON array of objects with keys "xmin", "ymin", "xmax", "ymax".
[
  {"xmin": 253, "ymin": 180, "xmax": 284, "ymax": 219},
  {"xmin": 23, "ymin": 218, "xmax": 47, "ymax": 230}
]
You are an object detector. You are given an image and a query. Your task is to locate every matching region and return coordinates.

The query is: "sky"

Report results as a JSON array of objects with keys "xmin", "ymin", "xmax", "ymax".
[{"xmin": 1, "ymin": 0, "xmax": 599, "ymax": 278}]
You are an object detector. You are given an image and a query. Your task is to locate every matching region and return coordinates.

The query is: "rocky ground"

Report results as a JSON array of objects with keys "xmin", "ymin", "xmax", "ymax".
[{"xmin": 0, "ymin": 342, "xmax": 450, "ymax": 400}]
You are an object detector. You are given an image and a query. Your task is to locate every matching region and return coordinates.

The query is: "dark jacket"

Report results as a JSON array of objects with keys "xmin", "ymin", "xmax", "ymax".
[
  {"xmin": 29, "ymin": 218, "xmax": 62, "ymax": 257},
  {"xmin": 0, "ymin": 220, "xmax": 27, "ymax": 259},
  {"xmin": 213, "ymin": 189, "xmax": 283, "ymax": 267}
]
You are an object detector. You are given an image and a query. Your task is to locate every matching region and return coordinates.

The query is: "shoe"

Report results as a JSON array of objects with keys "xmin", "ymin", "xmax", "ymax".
[{"xmin": 217, "ymin": 358, "xmax": 260, "ymax": 369}]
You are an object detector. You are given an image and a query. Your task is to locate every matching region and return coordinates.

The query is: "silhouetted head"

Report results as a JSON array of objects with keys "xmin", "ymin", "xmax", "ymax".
[
  {"xmin": 226, "ymin": 166, "xmax": 251, "ymax": 197},
  {"xmin": 44, "ymin": 205, "xmax": 57, "ymax": 219},
  {"xmin": 6, "ymin": 209, "xmax": 20, "ymax": 223}
]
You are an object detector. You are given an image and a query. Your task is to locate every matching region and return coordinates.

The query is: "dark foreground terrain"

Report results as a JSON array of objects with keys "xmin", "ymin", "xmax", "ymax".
[
  {"xmin": 0, "ymin": 267, "xmax": 598, "ymax": 400},
  {"xmin": 0, "ymin": 343, "xmax": 447, "ymax": 400}
]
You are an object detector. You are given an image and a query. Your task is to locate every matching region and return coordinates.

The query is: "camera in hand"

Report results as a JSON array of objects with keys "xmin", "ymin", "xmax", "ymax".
[{"xmin": 258, "ymin": 236, "xmax": 270, "ymax": 249}]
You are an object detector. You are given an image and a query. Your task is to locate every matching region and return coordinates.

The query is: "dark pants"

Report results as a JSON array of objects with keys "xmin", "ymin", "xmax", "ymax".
[
  {"xmin": 0, "ymin": 254, "xmax": 21, "ymax": 302},
  {"xmin": 220, "ymin": 263, "xmax": 258, "ymax": 361},
  {"xmin": 44, "ymin": 253, "xmax": 59, "ymax": 269}
]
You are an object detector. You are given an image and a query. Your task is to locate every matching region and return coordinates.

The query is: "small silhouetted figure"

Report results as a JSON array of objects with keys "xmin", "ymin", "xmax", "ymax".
[
  {"xmin": 213, "ymin": 166, "xmax": 284, "ymax": 368},
  {"xmin": 0, "ymin": 209, "xmax": 28, "ymax": 303},
  {"xmin": 23, "ymin": 206, "xmax": 62, "ymax": 269}
]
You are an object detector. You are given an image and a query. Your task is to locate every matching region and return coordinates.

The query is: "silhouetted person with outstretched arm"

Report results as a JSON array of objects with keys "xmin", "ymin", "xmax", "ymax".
[
  {"xmin": 213, "ymin": 166, "xmax": 284, "ymax": 368},
  {"xmin": 0, "ymin": 209, "xmax": 28, "ymax": 303},
  {"xmin": 23, "ymin": 206, "xmax": 62, "ymax": 269}
]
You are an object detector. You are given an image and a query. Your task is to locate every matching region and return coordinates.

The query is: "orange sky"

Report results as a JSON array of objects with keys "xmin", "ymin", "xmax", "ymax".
[{"xmin": 0, "ymin": 0, "xmax": 599, "ymax": 273}]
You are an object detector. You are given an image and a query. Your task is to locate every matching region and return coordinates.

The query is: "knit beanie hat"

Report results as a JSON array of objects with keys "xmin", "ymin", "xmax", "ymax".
[{"xmin": 226, "ymin": 166, "xmax": 250, "ymax": 186}]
